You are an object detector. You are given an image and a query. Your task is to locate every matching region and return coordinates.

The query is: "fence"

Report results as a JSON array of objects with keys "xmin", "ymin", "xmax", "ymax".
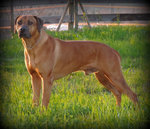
[{"xmin": 0, "ymin": 0, "xmax": 150, "ymax": 39}]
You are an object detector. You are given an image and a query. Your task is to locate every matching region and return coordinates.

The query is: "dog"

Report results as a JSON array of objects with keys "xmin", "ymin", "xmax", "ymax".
[{"xmin": 15, "ymin": 15, "xmax": 138, "ymax": 108}]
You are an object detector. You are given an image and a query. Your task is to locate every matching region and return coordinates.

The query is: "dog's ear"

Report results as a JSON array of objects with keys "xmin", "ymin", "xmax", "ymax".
[
  {"xmin": 34, "ymin": 16, "xmax": 43, "ymax": 33},
  {"xmin": 14, "ymin": 16, "xmax": 21, "ymax": 33},
  {"xmin": 15, "ymin": 15, "xmax": 21, "ymax": 25}
]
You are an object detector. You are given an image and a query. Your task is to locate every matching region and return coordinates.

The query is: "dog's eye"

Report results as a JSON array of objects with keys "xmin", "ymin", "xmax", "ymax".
[
  {"xmin": 18, "ymin": 20, "xmax": 22, "ymax": 25},
  {"xmin": 28, "ymin": 21, "xmax": 33, "ymax": 25}
]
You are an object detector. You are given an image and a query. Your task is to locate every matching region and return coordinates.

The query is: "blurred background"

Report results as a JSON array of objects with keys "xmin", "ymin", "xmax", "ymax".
[{"xmin": 0, "ymin": 0, "xmax": 150, "ymax": 40}]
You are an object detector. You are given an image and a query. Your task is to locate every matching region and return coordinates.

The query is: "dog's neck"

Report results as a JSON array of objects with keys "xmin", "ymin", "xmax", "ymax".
[{"xmin": 22, "ymin": 29, "xmax": 48, "ymax": 51}]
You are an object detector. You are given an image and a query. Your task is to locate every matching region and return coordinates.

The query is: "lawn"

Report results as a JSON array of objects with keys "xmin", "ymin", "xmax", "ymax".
[{"xmin": 0, "ymin": 26, "xmax": 150, "ymax": 129}]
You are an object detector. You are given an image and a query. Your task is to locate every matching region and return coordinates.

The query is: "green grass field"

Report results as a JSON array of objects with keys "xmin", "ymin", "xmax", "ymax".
[{"xmin": 0, "ymin": 26, "xmax": 150, "ymax": 129}]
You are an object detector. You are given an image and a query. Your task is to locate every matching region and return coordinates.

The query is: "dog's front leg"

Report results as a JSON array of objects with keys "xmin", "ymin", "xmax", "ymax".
[
  {"xmin": 31, "ymin": 72, "xmax": 42, "ymax": 106},
  {"xmin": 42, "ymin": 76, "xmax": 53, "ymax": 108}
]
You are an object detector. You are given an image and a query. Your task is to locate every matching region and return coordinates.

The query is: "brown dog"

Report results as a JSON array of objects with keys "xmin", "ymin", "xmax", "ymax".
[{"xmin": 15, "ymin": 15, "xmax": 138, "ymax": 108}]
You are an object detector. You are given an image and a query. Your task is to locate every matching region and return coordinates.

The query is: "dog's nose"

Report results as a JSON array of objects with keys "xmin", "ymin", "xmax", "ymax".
[
  {"xmin": 20, "ymin": 27, "xmax": 26, "ymax": 33},
  {"xmin": 20, "ymin": 25, "xmax": 28, "ymax": 33},
  {"xmin": 20, "ymin": 27, "xmax": 25, "ymax": 32}
]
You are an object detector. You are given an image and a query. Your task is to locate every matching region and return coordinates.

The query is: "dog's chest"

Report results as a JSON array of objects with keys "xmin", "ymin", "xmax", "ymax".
[{"xmin": 28, "ymin": 53, "xmax": 40, "ymax": 70}]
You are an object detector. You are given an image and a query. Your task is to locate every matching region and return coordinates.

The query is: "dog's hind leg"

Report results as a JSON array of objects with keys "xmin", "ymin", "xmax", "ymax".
[
  {"xmin": 108, "ymin": 72, "xmax": 138, "ymax": 105},
  {"xmin": 95, "ymin": 72, "xmax": 122, "ymax": 106},
  {"xmin": 97, "ymin": 51, "xmax": 138, "ymax": 105},
  {"xmin": 104, "ymin": 62, "xmax": 138, "ymax": 105}
]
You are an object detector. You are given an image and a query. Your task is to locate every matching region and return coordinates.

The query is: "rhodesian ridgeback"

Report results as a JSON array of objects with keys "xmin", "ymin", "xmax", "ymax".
[{"xmin": 15, "ymin": 15, "xmax": 138, "ymax": 108}]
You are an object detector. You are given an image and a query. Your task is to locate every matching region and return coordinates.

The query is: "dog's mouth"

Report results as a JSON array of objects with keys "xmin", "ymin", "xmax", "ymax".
[{"xmin": 18, "ymin": 32, "xmax": 31, "ymax": 38}]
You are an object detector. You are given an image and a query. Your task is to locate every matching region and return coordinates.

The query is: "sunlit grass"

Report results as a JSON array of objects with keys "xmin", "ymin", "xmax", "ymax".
[{"xmin": 0, "ymin": 26, "xmax": 150, "ymax": 129}]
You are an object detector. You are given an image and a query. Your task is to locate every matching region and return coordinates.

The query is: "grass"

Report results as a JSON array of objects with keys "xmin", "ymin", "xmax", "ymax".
[{"xmin": 0, "ymin": 26, "xmax": 150, "ymax": 129}]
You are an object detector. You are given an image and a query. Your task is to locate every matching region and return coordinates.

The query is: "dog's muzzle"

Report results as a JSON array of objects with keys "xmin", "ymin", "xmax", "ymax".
[{"xmin": 19, "ymin": 25, "xmax": 31, "ymax": 38}]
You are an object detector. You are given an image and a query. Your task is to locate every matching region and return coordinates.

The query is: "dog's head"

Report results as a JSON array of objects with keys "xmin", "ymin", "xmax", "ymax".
[{"xmin": 15, "ymin": 15, "xmax": 43, "ymax": 38}]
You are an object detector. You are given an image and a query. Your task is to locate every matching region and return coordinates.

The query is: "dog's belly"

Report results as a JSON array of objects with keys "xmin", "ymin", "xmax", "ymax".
[
  {"xmin": 53, "ymin": 65, "xmax": 81, "ymax": 80},
  {"xmin": 53, "ymin": 62, "xmax": 99, "ymax": 80},
  {"xmin": 53, "ymin": 67, "xmax": 99, "ymax": 80}
]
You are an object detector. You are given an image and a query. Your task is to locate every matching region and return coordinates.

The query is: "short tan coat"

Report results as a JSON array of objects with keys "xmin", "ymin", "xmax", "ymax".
[{"xmin": 15, "ymin": 15, "xmax": 138, "ymax": 107}]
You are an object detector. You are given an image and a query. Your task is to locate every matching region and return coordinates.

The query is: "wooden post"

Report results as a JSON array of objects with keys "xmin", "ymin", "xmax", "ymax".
[
  {"xmin": 56, "ymin": 0, "xmax": 70, "ymax": 31},
  {"xmin": 74, "ymin": 0, "xmax": 78, "ymax": 31},
  {"xmin": 10, "ymin": 0, "xmax": 14, "ymax": 34},
  {"xmin": 68, "ymin": 0, "xmax": 74, "ymax": 30},
  {"xmin": 57, "ymin": 0, "xmax": 90, "ymax": 31},
  {"xmin": 78, "ymin": 0, "xmax": 91, "ymax": 28}
]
